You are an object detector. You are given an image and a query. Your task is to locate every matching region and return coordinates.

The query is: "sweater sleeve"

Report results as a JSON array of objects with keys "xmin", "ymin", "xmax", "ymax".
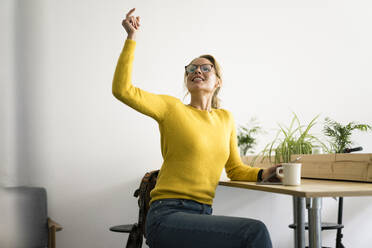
[
  {"xmin": 112, "ymin": 39, "xmax": 169, "ymax": 122},
  {"xmin": 225, "ymin": 111, "xmax": 261, "ymax": 181}
]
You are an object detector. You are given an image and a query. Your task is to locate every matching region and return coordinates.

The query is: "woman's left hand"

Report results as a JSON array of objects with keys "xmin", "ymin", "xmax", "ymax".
[{"xmin": 261, "ymin": 164, "xmax": 282, "ymax": 182}]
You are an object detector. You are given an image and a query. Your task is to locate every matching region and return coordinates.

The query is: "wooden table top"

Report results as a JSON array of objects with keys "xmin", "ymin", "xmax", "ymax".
[{"xmin": 218, "ymin": 179, "xmax": 372, "ymax": 197}]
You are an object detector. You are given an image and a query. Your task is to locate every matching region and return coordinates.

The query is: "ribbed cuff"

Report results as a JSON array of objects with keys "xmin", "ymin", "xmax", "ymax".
[{"xmin": 124, "ymin": 39, "xmax": 136, "ymax": 51}]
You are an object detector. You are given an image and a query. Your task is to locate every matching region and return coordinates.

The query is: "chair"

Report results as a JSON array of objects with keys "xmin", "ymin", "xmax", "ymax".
[
  {"xmin": 109, "ymin": 170, "xmax": 159, "ymax": 248},
  {"xmin": 289, "ymin": 197, "xmax": 344, "ymax": 248},
  {"xmin": 3, "ymin": 186, "xmax": 63, "ymax": 248}
]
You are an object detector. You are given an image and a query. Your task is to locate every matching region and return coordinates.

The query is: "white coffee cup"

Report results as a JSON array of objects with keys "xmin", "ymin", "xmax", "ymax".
[{"xmin": 276, "ymin": 163, "xmax": 302, "ymax": 186}]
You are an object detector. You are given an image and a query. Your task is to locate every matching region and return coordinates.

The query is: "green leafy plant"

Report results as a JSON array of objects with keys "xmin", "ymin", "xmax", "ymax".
[
  {"xmin": 237, "ymin": 118, "xmax": 264, "ymax": 156},
  {"xmin": 323, "ymin": 117, "xmax": 371, "ymax": 153},
  {"xmin": 260, "ymin": 113, "xmax": 326, "ymax": 164}
]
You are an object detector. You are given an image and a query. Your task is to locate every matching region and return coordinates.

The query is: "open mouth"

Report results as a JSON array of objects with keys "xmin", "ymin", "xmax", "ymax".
[{"xmin": 192, "ymin": 77, "xmax": 204, "ymax": 82}]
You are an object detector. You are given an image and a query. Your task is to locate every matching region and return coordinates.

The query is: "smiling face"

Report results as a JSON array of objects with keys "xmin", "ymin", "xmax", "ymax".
[{"xmin": 185, "ymin": 58, "xmax": 220, "ymax": 95}]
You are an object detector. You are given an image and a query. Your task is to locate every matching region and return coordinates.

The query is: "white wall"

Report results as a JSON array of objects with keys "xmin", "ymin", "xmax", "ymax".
[
  {"xmin": 1, "ymin": 0, "xmax": 16, "ymax": 186},
  {"xmin": 2, "ymin": 0, "xmax": 372, "ymax": 247}
]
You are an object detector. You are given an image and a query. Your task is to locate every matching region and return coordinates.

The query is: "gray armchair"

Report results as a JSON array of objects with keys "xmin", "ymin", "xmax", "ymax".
[{"xmin": 3, "ymin": 186, "xmax": 63, "ymax": 248}]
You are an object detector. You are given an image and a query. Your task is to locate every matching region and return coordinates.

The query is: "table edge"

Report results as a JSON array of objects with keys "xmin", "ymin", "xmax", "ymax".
[{"xmin": 218, "ymin": 180, "xmax": 372, "ymax": 197}]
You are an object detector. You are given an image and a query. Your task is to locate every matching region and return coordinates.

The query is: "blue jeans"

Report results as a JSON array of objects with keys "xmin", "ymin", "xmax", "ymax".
[{"xmin": 145, "ymin": 198, "xmax": 273, "ymax": 248}]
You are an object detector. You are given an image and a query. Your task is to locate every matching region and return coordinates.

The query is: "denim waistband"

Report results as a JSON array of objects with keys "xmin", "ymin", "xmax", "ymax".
[
  {"xmin": 151, "ymin": 198, "xmax": 212, "ymax": 212},
  {"xmin": 152, "ymin": 198, "xmax": 211, "ymax": 206}
]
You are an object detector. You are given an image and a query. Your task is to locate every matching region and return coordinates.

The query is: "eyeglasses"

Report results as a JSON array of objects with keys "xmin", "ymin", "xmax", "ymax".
[{"xmin": 185, "ymin": 64, "xmax": 214, "ymax": 74}]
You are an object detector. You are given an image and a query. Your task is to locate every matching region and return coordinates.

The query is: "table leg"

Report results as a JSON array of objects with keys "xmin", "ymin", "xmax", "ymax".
[
  {"xmin": 293, "ymin": 196, "xmax": 306, "ymax": 248},
  {"xmin": 307, "ymin": 197, "xmax": 322, "ymax": 248}
]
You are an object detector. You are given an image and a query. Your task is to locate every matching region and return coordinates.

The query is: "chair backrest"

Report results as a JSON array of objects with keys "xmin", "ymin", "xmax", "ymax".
[
  {"xmin": 134, "ymin": 170, "xmax": 159, "ymax": 237},
  {"xmin": 3, "ymin": 186, "xmax": 49, "ymax": 248}
]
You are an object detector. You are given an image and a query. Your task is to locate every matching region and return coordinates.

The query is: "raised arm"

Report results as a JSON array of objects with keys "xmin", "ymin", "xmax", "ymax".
[{"xmin": 112, "ymin": 8, "xmax": 171, "ymax": 122}]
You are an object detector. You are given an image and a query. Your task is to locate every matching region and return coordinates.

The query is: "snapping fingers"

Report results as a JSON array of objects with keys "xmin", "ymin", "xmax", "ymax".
[{"xmin": 126, "ymin": 8, "xmax": 136, "ymax": 19}]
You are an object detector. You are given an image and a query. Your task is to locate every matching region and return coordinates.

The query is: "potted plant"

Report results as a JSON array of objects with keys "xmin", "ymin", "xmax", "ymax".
[
  {"xmin": 237, "ymin": 118, "xmax": 264, "ymax": 157},
  {"xmin": 322, "ymin": 117, "xmax": 371, "ymax": 154},
  {"xmin": 260, "ymin": 113, "xmax": 326, "ymax": 164}
]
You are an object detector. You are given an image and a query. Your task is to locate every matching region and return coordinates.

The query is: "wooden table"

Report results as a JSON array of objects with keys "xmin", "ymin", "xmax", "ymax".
[{"xmin": 219, "ymin": 179, "xmax": 372, "ymax": 248}]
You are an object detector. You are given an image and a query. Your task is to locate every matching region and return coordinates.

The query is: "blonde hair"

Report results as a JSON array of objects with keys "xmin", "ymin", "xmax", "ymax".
[{"xmin": 183, "ymin": 54, "xmax": 223, "ymax": 109}]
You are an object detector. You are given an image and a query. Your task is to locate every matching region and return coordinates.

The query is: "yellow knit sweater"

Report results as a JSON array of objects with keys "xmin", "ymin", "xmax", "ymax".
[{"xmin": 112, "ymin": 39, "xmax": 261, "ymax": 205}]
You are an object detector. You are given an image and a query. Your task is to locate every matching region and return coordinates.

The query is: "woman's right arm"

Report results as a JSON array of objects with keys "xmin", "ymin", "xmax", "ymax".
[{"xmin": 112, "ymin": 8, "xmax": 170, "ymax": 122}]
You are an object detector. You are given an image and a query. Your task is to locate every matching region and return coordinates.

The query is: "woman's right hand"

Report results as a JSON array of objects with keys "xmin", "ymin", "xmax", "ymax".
[{"xmin": 122, "ymin": 8, "xmax": 140, "ymax": 40}]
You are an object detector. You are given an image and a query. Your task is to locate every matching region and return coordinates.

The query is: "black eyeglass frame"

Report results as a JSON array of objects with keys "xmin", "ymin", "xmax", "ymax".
[{"xmin": 185, "ymin": 64, "xmax": 214, "ymax": 74}]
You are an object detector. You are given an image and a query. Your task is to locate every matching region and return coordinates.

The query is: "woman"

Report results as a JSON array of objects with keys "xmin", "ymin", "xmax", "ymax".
[{"xmin": 113, "ymin": 8, "xmax": 279, "ymax": 248}]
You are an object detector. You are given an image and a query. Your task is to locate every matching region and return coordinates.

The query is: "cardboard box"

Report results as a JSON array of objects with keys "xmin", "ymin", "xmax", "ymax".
[{"xmin": 243, "ymin": 153, "xmax": 372, "ymax": 182}]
